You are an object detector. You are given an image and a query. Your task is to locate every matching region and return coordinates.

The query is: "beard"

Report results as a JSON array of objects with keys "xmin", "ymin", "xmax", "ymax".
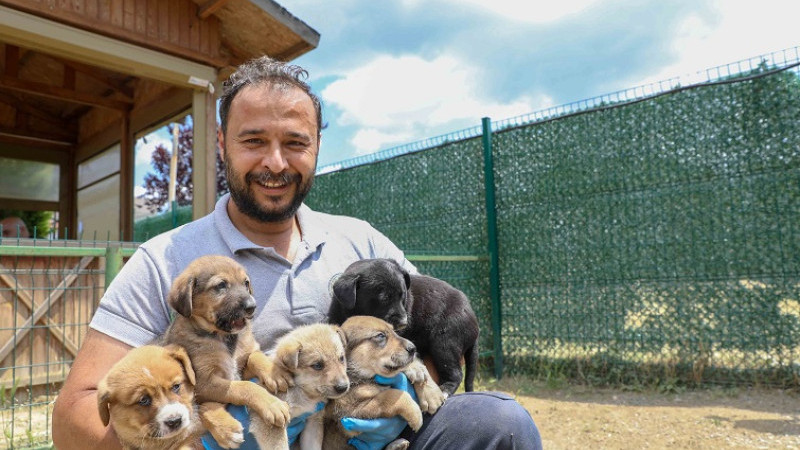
[{"xmin": 225, "ymin": 155, "xmax": 314, "ymax": 223}]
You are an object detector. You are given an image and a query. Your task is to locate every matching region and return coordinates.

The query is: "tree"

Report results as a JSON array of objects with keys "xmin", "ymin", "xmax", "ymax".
[{"xmin": 142, "ymin": 117, "xmax": 228, "ymax": 213}]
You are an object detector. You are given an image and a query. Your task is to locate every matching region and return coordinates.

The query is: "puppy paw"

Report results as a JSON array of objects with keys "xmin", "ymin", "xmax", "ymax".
[
  {"xmin": 255, "ymin": 395, "xmax": 291, "ymax": 428},
  {"xmin": 246, "ymin": 352, "xmax": 294, "ymax": 393},
  {"xmin": 415, "ymin": 379, "xmax": 445, "ymax": 415},
  {"xmin": 385, "ymin": 438, "xmax": 411, "ymax": 450},
  {"xmin": 263, "ymin": 364, "xmax": 294, "ymax": 393},
  {"xmin": 205, "ymin": 413, "xmax": 245, "ymax": 449},
  {"xmin": 405, "ymin": 406, "xmax": 424, "ymax": 432},
  {"xmin": 403, "ymin": 358, "xmax": 429, "ymax": 385}
]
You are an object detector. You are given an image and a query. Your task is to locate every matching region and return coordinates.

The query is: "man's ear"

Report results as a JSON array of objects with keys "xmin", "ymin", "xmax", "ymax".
[{"xmin": 217, "ymin": 127, "xmax": 227, "ymax": 160}]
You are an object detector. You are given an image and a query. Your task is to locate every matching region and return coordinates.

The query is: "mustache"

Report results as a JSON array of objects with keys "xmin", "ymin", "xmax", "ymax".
[{"xmin": 245, "ymin": 171, "xmax": 300, "ymax": 185}]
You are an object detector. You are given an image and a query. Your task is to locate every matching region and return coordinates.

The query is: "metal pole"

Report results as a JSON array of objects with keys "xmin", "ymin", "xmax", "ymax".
[
  {"xmin": 481, "ymin": 117, "xmax": 503, "ymax": 379},
  {"xmin": 105, "ymin": 246, "xmax": 122, "ymax": 290}
]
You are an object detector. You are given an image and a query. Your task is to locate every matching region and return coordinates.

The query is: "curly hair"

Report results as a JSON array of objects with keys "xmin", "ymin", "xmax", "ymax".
[{"xmin": 218, "ymin": 56, "xmax": 323, "ymax": 137}]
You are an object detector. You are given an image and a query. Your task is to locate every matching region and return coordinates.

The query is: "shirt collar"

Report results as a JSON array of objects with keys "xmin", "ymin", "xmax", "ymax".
[{"xmin": 214, "ymin": 193, "xmax": 327, "ymax": 254}]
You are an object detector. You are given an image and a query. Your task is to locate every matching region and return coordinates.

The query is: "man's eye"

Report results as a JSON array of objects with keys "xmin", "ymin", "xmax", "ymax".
[{"xmin": 138, "ymin": 395, "xmax": 152, "ymax": 407}]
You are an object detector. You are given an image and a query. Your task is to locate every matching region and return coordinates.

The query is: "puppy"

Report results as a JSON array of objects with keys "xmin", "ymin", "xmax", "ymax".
[
  {"xmin": 97, "ymin": 344, "xmax": 203, "ymax": 450},
  {"xmin": 249, "ymin": 323, "xmax": 350, "ymax": 449},
  {"xmin": 329, "ymin": 258, "xmax": 479, "ymax": 397},
  {"xmin": 324, "ymin": 316, "xmax": 443, "ymax": 450},
  {"xmin": 160, "ymin": 255, "xmax": 291, "ymax": 449}
]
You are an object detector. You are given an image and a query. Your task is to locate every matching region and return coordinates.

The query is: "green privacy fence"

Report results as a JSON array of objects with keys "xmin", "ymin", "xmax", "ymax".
[{"xmin": 308, "ymin": 47, "xmax": 800, "ymax": 387}]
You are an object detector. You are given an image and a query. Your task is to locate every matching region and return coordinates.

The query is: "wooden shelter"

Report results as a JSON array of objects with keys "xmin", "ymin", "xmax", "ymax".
[{"xmin": 0, "ymin": 0, "xmax": 320, "ymax": 241}]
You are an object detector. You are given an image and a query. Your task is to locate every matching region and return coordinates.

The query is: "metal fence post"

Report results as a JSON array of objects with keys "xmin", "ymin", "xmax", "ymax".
[
  {"xmin": 481, "ymin": 117, "xmax": 503, "ymax": 379},
  {"xmin": 105, "ymin": 246, "xmax": 122, "ymax": 290}
]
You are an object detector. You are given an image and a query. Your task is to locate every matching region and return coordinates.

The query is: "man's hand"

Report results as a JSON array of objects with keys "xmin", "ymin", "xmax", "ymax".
[{"xmin": 341, "ymin": 372, "xmax": 419, "ymax": 450}]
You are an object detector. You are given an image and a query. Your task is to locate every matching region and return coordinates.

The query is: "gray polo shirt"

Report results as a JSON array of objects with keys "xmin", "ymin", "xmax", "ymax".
[{"xmin": 90, "ymin": 193, "xmax": 414, "ymax": 350}]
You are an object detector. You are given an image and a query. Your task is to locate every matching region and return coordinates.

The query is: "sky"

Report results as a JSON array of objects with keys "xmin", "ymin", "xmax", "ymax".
[{"xmin": 134, "ymin": 0, "xmax": 800, "ymax": 194}]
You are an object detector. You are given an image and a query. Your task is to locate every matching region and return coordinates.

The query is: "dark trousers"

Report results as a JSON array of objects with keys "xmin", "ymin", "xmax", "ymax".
[{"xmin": 403, "ymin": 392, "xmax": 543, "ymax": 449}]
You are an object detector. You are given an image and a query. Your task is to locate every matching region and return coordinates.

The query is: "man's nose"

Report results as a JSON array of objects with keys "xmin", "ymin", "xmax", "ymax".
[{"xmin": 261, "ymin": 144, "xmax": 288, "ymax": 173}]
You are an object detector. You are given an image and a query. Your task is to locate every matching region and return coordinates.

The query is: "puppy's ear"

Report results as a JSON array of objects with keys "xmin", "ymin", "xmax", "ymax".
[
  {"xmin": 335, "ymin": 326, "xmax": 347, "ymax": 348},
  {"xmin": 332, "ymin": 273, "xmax": 358, "ymax": 310},
  {"xmin": 97, "ymin": 378, "xmax": 112, "ymax": 427},
  {"xmin": 401, "ymin": 266, "xmax": 411, "ymax": 290},
  {"xmin": 279, "ymin": 339, "xmax": 302, "ymax": 371},
  {"xmin": 168, "ymin": 276, "xmax": 194, "ymax": 318},
  {"xmin": 166, "ymin": 344, "xmax": 196, "ymax": 386}
]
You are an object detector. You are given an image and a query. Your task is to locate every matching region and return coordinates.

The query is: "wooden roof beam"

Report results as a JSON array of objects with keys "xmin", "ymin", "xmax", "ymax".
[
  {"xmin": 0, "ymin": 74, "xmax": 132, "ymax": 110},
  {"xmin": 197, "ymin": 0, "xmax": 233, "ymax": 19}
]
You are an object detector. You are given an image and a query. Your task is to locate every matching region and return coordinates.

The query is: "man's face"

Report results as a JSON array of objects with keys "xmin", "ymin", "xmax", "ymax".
[{"xmin": 219, "ymin": 83, "xmax": 320, "ymax": 223}]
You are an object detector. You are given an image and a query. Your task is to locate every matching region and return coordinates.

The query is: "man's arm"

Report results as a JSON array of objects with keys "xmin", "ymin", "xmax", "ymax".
[{"xmin": 52, "ymin": 329, "xmax": 133, "ymax": 450}]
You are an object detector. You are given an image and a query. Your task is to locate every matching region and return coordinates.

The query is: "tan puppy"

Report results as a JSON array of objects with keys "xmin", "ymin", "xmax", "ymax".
[
  {"xmin": 160, "ymin": 255, "xmax": 292, "ymax": 448},
  {"xmin": 97, "ymin": 344, "xmax": 203, "ymax": 450},
  {"xmin": 249, "ymin": 323, "xmax": 350, "ymax": 449},
  {"xmin": 324, "ymin": 316, "xmax": 445, "ymax": 450}
]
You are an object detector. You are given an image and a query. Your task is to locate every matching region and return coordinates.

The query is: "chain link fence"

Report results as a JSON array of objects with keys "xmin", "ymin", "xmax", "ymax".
[{"xmin": 308, "ymin": 47, "xmax": 800, "ymax": 387}]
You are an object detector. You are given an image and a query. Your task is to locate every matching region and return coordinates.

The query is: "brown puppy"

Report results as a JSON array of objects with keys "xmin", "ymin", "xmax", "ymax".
[
  {"xmin": 97, "ymin": 344, "xmax": 203, "ymax": 450},
  {"xmin": 249, "ymin": 323, "xmax": 350, "ymax": 449},
  {"xmin": 160, "ymin": 255, "xmax": 291, "ymax": 448},
  {"xmin": 324, "ymin": 316, "xmax": 444, "ymax": 450}
]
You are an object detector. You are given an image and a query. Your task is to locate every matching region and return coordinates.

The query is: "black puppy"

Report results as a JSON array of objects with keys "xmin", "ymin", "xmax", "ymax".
[{"xmin": 328, "ymin": 258, "xmax": 479, "ymax": 397}]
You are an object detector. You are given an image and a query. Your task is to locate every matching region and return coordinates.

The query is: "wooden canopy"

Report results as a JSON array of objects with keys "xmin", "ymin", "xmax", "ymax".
[{"xmin": 0, "ymin": 0, "xmax": 319, "ymax": 241}]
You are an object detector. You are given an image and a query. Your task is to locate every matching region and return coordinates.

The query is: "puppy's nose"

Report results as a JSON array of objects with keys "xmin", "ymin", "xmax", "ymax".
[
  {"xmin": 334, "ymin": 382, "xmax": 349, "ymax": 394},
  {"xmin": 406, "ymin": 342, "xmax": 416, "ymax": 357},
  {"xmin": 164, "ymin": 416, "xmax": 182, "ymax": 431},
  {"xmin": 242, "ymin": 297, "xmax": 256, "ymax": 316}
]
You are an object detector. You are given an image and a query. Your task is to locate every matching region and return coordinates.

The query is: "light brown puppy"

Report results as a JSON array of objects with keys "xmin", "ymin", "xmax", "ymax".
[
  {"xmin": 160, "ymin": 255, "xmax": 292, "ymax": 448},
  {"xmin": 324, "ymin": 316, "xmax": 444, "ymax": 450},
  {"xmin": 250, "ymin": 323, "xmax": 350, "ymax": 449},
  {"xmin": 97, "ymin": 344, "xmax": 203, "ymax": 450}
]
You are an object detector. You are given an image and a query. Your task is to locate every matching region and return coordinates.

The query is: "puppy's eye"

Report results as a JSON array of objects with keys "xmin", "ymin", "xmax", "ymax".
[
  {"xmin": 311, "ymin": 361, "xmax": 325, "ymax": 371},
  {"xmin": 339, "ymin": 355, "xmax": 345, "ymax": 364},
  {"xmin": 172, "ymin": 383, "xmax": 181, "ymax": 393},
  {"xmin": 138, "ymin": 395, "xmax": 152, "ymax": 407},
  {"xmin": 244, "ymin": 279, "xmax": 251, "ymax": 289},
  {"xmin": 216, "ymin": 280, "xmax": 228, "ymax": 291},
  {"xmin": 373, "ymin": 332, "xmax": 387, "ymax": 346}
]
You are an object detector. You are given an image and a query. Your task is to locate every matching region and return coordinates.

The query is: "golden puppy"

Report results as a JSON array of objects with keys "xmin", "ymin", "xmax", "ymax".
[
  {"xmin": 97, "ymin": 344, "xmax": 203, "ymax": 450},
  {"xmin": 160, "ymin": 255, "xmax": 292, "ymax": 448},
  {"xmin": 323, "ymin": 316, "xmax": 444, "ymax": 450},
  {"xmin": 249, "ymin": 323, "xmax": 350, "ymax": 449}
]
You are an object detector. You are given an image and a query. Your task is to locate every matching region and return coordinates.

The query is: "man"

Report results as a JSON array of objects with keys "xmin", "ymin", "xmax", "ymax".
[
  {"xmin": 52, "ymin": 56, "xmax": 542, "ymax": 449},
  {"xmin": 1, "ymin": 216, "xmax": 30, "ymax": 238}
]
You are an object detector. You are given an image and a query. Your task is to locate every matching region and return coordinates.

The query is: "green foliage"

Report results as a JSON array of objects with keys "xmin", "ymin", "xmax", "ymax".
[{"xmin": 0, "ymin": 210, "xmax": 53, "ymax": 238}]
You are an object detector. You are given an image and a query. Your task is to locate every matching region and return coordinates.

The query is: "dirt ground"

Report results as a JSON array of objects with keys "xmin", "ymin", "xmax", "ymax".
[
  {"xmin": 3, "ymin": 383, "xmax": 800, "ymax": 449},
  {"xmin": 481, "ymin": 378, "xmax": 800, "ymax": 449}
]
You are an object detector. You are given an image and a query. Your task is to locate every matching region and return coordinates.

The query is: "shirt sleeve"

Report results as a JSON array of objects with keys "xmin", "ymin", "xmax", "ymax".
[
  {"xmin": 89, "ymin": 247, "xmax": 173, "ymax": 347},
  {"xmin": 366, "ymin": 224, "xmax": 418, "ymax": 275}
]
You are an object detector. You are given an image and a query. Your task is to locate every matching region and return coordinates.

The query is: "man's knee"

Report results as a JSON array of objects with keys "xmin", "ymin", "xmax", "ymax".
[{"xmin": 409, "ymin": 391, "xmax": 542, "ymax": 450}]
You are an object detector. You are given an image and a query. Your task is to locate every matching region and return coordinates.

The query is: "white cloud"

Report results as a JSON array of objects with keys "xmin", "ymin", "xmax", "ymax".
[
  {"xmin": 351, "ymin": 128, "xmax": 414, "ymax": 154},
  {"xmin": 322, "ymin": 54, "xmax": 540, "ymax": 153},
  {"xmin": 642, "ymin": 1, "xmax": 800, "ymax": 84},
  {"xmin": 449, "ymin": 0, "xmax": 602, "ymax": 24},
  {"xmin": 135, "ymin": 134, "xmax": 172, "ymax": 166},
  {"xmin": 134, "ymin": 185, "xmax": 146, "ymax": 197}
]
